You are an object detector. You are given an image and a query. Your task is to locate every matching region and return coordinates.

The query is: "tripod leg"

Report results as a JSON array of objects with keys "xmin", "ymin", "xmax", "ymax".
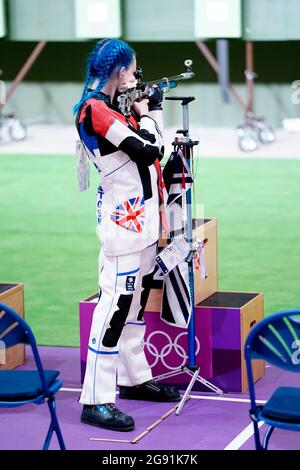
[
  {"xmin": 154, "ymin": 369, "xmax": 184, "ymax": 382},
  {"xmin": 176, "ymin": 367, "xmax": 200, "ymax": 415},
  {"xmin": 194, "ymin": 375, "xmax": 223, "ymax": 394},
  {"xmin": 184, "ymin": 368, "xmax": 223, "ymax": 394}
]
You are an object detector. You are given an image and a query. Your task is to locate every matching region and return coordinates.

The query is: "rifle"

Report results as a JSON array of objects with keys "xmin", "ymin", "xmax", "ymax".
[{"xmin": 116, "ymin": 59, "xmax": 195, "ymax": 116}]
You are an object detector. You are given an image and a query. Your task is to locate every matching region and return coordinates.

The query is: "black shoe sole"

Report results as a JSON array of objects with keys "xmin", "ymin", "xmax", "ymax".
[
  {"xmin": 81, "ymin": 417, "xmax": 135, "ymax": 432},
  {"xmin": 119, "ymin": 394, "xmax": 181, "ymax": 402}
]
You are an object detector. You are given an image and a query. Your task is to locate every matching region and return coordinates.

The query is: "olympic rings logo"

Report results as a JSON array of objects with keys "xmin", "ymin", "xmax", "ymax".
[{"xmin": 143, "ymin": 330, "xmax": 200, "ymax": 371}]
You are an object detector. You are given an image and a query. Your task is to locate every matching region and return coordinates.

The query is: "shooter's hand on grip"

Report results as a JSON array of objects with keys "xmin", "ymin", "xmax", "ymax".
[{"xmin": 148, "ymin": 85, "xmax": 163, "ymax": 111}]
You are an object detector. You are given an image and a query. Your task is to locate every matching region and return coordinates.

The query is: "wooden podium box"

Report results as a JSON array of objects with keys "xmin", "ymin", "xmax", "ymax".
[
  {"xmin": 145, "ymin": 218, "xmax": 218, "ymax": 312},
  {"xmin": 0, "ymin": 283, "xmax": 25, "ymax": 370},
  {"xmin": 142, "ymin": 291, "xmax": 265, "ymax": 393},
  {"xmin": 197, "ymin": 291, "xmax": 265, "ymax": 392}
]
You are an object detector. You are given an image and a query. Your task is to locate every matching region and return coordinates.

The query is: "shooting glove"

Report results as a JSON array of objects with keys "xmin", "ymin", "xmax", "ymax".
[{"xmin": 148, "ymin": 86, "xmax": 163, "ymax": 111}]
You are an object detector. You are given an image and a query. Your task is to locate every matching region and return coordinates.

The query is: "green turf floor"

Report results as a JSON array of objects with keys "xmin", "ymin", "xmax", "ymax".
[{"xmin": 0, "ymin": 154, "xmax": 300, "ymax": 346}]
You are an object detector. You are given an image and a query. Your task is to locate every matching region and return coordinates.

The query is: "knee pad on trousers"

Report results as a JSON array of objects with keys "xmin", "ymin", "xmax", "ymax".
[
  {"xmin": 137, "ymin": 269, "xmax": 158, "ymax": 321},
  {"xmin": 102, "ymin": 294, "xmax": 133, "ymax": 347}
]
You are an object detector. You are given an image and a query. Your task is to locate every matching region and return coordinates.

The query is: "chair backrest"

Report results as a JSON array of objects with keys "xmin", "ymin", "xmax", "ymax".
[
  {"xmin": 0, "ymin": 302, "xmax": 51, "ymax": 395},
  {"xmin": 0, "ymin": 303, "xmax": 30, "ymax": 347},
  {"xmin": 245, "ymin": 309, "xmax": 300, "ymax": 372}
]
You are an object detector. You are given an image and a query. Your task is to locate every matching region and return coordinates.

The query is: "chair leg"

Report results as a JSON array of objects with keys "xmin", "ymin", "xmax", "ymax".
[
  {"xmin": 46, "ymin": 397, "xmax": 66, "ymax": 450},
  {"xmin": 262, "ymin": 426, "xmax": 274, "ymax": 450},
  {"xmin": 253, "ymin": 421, "xmax": 263, "ymax": 450},
  {"xmin": 43, "ymin": 422, "xmax": 54, "ymax": 450}
]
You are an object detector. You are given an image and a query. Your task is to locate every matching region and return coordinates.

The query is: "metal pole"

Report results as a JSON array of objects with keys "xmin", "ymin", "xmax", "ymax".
[
  {"xmin": 0, "ymin": 40, "xmax": 47, "ymax": 112},
  {"xmin": 195, "ymin": 40, "xmax": 247, "ymax": 112},
  {"xmin": 182, "ymin": 99, "xmax": 196, "ymax": 368},
  {"xmin": 245, "ymin": 41, "xmax": 254, "ymax": 113}
]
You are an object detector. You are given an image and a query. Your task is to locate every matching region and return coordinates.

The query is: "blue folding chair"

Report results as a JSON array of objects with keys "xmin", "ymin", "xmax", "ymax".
[
  {"xmin": 0, "ymin": 302, "xmax": 66, "ymax": 450},
  {"xmin": 244, "ymin": 309, "xmax": 300, "ymax": 450}
]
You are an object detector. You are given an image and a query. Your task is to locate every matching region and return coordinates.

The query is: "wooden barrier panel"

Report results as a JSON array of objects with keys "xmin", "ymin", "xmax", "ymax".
[{"xmin": 0, "ymin": 283, "xmax": 25, "ymax": 370}]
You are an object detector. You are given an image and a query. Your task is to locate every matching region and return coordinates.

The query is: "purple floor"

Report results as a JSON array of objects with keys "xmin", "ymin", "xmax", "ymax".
[{"xmin": 1, "ymin": 346, "xmax": 300, "ymax": 450}]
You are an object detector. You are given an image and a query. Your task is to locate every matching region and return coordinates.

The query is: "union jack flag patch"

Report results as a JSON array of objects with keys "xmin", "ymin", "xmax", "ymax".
[{"xmin": 111, "ymin": 196, "xmax": 145, "ymax": 233}]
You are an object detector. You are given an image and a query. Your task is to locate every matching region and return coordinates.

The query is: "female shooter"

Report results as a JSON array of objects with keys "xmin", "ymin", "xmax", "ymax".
[{"xmin": 74, "ymin": 38, "xmax": 180, "ymax": 432}]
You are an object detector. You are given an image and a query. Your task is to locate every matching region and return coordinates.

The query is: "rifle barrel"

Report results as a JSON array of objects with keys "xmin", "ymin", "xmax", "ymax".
[{"xmin": 148, "ymin": 72, "xmax": 194, "ymax": 85}]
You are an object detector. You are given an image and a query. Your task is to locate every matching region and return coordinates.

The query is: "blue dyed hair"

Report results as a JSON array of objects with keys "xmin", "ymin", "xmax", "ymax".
[{"xmin": 73, "ymin": 38, "xmax": 135, "ymax": 115}]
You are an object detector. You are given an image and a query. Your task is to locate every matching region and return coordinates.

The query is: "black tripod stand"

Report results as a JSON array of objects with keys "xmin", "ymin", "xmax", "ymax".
[{"xmin": 154, "ymin": 96, "xmax": 223, "ymax": 415}]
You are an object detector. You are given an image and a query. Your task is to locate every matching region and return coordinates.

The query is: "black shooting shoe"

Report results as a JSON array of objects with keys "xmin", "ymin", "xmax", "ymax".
[
  {"xmin": 81, "ymin": 403, "xmax": 135, "ymax": 431},
  {"xmin": 119, "ymin": 380, "xmax": 181, "ymax": 402}
]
